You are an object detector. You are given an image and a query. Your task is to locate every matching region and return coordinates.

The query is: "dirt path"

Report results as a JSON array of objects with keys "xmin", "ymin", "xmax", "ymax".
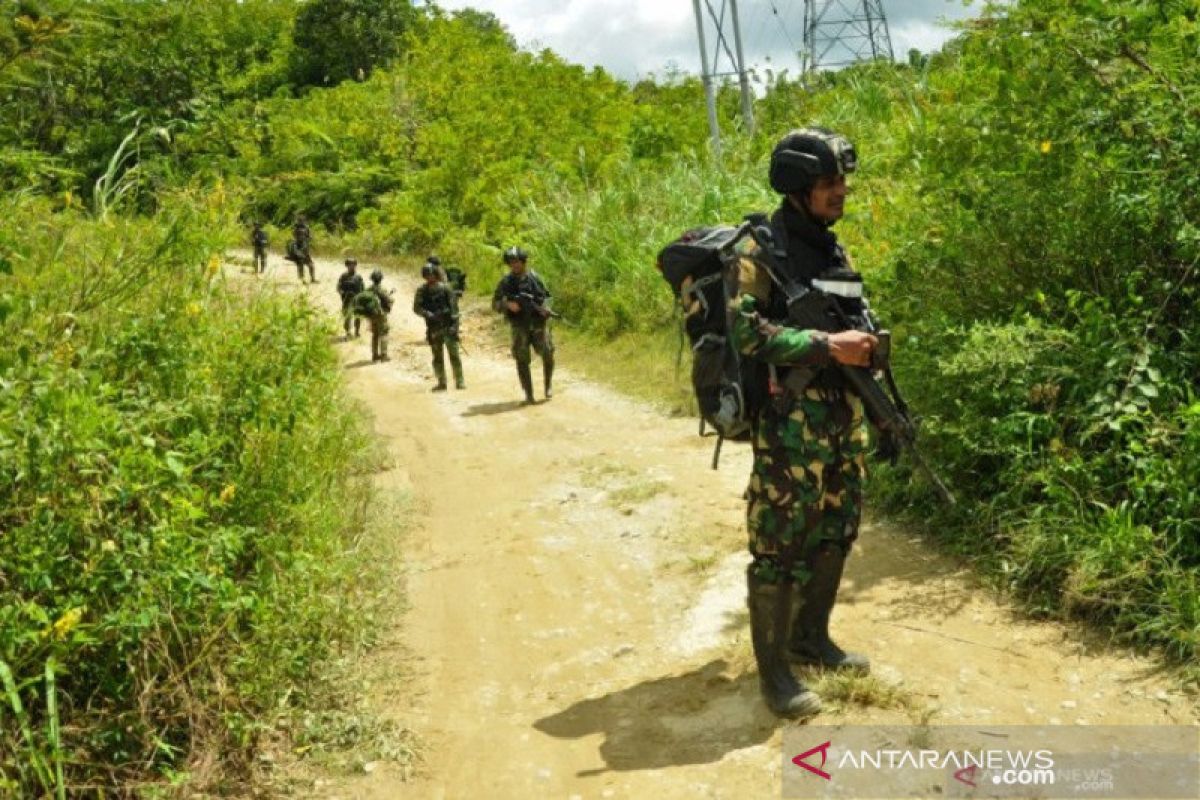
[{"xmin": 236, "ymin": 252, "xmax": 1196, "ymax": 799}]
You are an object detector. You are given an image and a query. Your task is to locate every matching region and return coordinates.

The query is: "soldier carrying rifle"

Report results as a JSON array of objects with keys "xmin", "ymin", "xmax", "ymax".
[{"xmin": 492, "ymin": 246, "xmax": 555, "ymax": 404}]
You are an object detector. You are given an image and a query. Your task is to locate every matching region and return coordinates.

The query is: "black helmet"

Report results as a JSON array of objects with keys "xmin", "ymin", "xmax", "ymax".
[
  {"xmin": 420, "ymin": 263, "xmax": 438, "ymax": 278},
  {"xmin": 426, "ymin": 254, "xmax": 441, "ymax": 266},
  {"xmin": 502, "ymin": 246, "xmax": 528, "ymax": 264},
  {"xmin": 370, "ymin": 268, "xmax": 383, "ymax": 283},
  {"xmin": 345, "ymin": 258, "xmax": 358, "ymax": 267},
  {"xmin": 768, "ymin": 127, "xmax": 857, "ymax": 194}
]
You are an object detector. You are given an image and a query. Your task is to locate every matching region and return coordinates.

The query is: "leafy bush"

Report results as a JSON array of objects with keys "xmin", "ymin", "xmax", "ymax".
[{"xmin": 0, "ymin": 191, "xmax": 378, "ymax": 792}]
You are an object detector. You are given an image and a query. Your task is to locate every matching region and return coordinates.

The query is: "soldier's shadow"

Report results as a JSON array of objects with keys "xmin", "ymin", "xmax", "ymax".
[
  {"xmin": 533, "ymin": 659, "xmax": 782, "ymax": 776},
  {"xmin": 461, "ymin": 401, "xmax": 528, "ymax": 417},
  {"xmin": 343, "ymin": 359, "xmax": 376, "ymax": 370}
]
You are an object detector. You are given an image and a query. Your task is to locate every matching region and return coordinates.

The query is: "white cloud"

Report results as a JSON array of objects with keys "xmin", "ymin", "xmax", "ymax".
[{"xmin": 435, "ymin": 0, "xmax": 981, "ymax": 80}]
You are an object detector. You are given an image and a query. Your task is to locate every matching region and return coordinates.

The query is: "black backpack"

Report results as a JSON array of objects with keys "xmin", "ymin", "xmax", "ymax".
[
  {"xmin": 443, "ymin": 266, "xmax": 467, "ymax": 297},
  {"xmin": 657, "ymin": 221, "xmax": 768, "ymax": 468}
]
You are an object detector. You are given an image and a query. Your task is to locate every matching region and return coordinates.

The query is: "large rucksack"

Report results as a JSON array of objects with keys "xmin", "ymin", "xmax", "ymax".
[
  {"xmin": 657, "ymin": 221, "xmax": 768, "ymax": 467},
  {"xmin": 443, "ymin": 266, "xmax": 467, "ymax": 297}
]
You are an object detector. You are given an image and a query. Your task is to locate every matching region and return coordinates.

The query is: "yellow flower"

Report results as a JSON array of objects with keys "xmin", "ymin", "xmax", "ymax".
[
  {"xmin": 101, "ymin": 540, "xmax": 117, "ymax": 553},
  {"xmin": 49, "ymin": 607, "xmax": 84, "ymax": 640},
  {"xmin": 219, "ymin": 484, "xmax": 237, "ymax": 503},
  {"xmin": 186, "ymin": 301, "xmax": 202, "ymax": 317},
  {"xmin": 1039, "ymin": 140, "xmax": 1052, "ymax": 154},
  {"xmin": 207, "ymin": 255, "xmax": 221, "ymax": 277}
]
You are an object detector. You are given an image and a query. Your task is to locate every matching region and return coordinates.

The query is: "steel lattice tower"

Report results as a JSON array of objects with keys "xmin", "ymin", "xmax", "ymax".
[{"xmin": 802, "ymin": 0, "xmax": 895, "ymax": 75}]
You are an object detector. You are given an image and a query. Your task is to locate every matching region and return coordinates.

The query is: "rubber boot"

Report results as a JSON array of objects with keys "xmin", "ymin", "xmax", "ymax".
[
  {"xmin": 450, "ymin": 346, "xmax": 465, "ymax": 390},
  {"xmin": 747, "ymin": 567, "xmax": 822, "ymax": 718},
  {"xmin": 432, "ymin": 350, "xmax": 447, "ymax": 391},
  {"xmin": 379, "ymin": 335, "xmax": 390, "ymax": 362},
  {"xmin": 517, "ymin": 363, "xmax": 535, "ymax": 404},
  {"xmin": 543, "ymin": 360, "xmax": 554, "ymax": 400},
  {"xmin": 354, "ymin": 319, "xmax": 361, "ymax": 338},
  {"xmin": 788, "ymin": 543, "xmax": 870, "ymax": 672}
]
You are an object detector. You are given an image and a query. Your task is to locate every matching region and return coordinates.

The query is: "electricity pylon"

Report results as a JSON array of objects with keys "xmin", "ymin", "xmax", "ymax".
[
  {"xmin": 802, "ymin": 0, "xmax": 895, "ymax": 75},
  {"xmin": 690, "ymin": 0, "xmax": 755, "ymax": 160}
]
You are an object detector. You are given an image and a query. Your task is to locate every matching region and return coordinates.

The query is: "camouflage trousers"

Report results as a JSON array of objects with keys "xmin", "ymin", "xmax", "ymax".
[
  {"xmin": 340, "ymin": 297, "xmax": 360, "ymax": 336},
  {"xmin": 368, "ymin": 315, "xmax": 389, "ymax": 360},
  {"xmin": 427, "ymin": 327, "xmax": 463, "ymax": 386},
  {"xmin": 510, "ymin": 322, "xmax": 554, "ymax": 367},
  {"xmin": 294, "ymin": 253, "xmax": 315, "ymax": 282},
  {"xmin": 745, "ymin": 386, "xmax": 868, "ymax": 585}
]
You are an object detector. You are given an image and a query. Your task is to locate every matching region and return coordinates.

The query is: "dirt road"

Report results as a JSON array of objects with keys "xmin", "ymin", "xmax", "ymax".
[{"xmin": 239, "ymin": 253, "xmax": 1196, "ymax": 799}]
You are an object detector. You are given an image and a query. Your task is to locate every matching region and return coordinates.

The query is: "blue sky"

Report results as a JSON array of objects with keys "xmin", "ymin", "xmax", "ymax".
[{"xmin": 436, "ymin": 0, "xmax": 983, "ymax": 81}]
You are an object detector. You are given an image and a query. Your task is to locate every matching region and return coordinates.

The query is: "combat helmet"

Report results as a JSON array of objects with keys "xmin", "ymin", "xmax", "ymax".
[
  {"xmin": 345, "ymin": 258, "xmax": 358, "ymax": 268},
  {"xmin": 502, "ymin": 246, "xmax": 528, "ymax": 263},
  {"xmin": 370, "ymin": 268, "xmax": 383, "ymax": 284},
  {"xmin": 426, "ymin": 254, "xmax": 441, "ymax": 266},
  {"xmin": 768, "ymin": 127, "xmax": 857, "ymax": 195},
  {"xmin": 420, "ymin": 262, "xmax": 438, "ymax": 278}
]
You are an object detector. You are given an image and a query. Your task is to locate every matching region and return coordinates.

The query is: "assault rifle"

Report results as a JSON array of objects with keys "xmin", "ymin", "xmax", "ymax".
[
  {"xmin": 508, "ymin": 291, "xmax": 566, "ymax": 322},
  {"xmin": 738, "ymin": 217, "xmax": 956, "ymax": 506}
]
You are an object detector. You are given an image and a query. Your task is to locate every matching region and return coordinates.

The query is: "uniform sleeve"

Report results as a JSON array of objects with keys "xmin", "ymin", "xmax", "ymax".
[
  {"xmin": 412, "ymin": 287, "xmax": 423, "ymax": 317},
  {"xmin": 449, "ymin": 286, "xmax": 460, "ymax": 319},
  {"xmin": 491, "ymin": 279, "xmax": 506, "ymax": 313},
  {"xmin": 729, "ymin": 256, "xmax": 831, "ymax": 366}
]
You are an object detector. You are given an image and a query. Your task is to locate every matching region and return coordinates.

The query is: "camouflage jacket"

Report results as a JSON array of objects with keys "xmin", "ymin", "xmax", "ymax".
[
  {"xmin": 337, "ymin": 270, "xmax": 365, "ymax": 300},
  {"xmin": 492, "ymin": 271, "xmax": 551, "ymax": 324},
  {"xmin": 413, "ymin": 282, "xmax": 459, "ymax": 328}
]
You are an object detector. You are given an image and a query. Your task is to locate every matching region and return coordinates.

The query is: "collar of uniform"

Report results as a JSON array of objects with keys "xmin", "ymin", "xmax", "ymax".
[{"xmin": 773, "ymin": 198, "xmax": 837, "ymax": 253}]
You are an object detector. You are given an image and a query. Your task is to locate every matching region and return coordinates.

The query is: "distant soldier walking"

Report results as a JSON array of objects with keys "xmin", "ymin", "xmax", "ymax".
[
  {"xmin": 337, "ymin": 258, "xmax": 364, "ymax": 339},
  {"xmin": 413, "ymin": 262, "xmax": 465, "ymax": 391},
  {"xmin": 251, "ymin": 222, "xmax": 268, "ymax": 274},
  {"xmin": 492, "ymin": 246, "xmax": 555, "ymax": 403},
  {"xmin": 354, "ymin": 268, "xmax": 393, "ymax": 362},
  {"xmin": 289, "ymin": 214, "xmax": 316, "ymax": 284}
]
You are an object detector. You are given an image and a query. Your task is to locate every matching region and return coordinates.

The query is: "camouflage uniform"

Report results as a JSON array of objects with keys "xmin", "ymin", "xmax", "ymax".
[
  {"xmin": 492, "ymin": 270, "xmax": 555, "ymax": 401},
  {"xmin": 251, "ymin": 226, "xmax": 268, "ymax": 273},
  {"xmin": 292, "ymin": 220, "xmax": 315, "ymax": 282},
  {"xmin": 337, "ymin": 268, "xmax": 365, "ymax": 337},
  {"xmin": 731, "ymin": 201, "xmax": 869, "ymax": 585},
  {"xmin": 413, "ymin": 281, "xmax": 464, "ymax": 389},
  {"xmin": 354, "ymin": 282, "xmax": 392, "ymax": 362}
]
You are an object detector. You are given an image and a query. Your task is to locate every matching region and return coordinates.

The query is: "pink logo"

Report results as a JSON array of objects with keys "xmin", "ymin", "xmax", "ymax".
[
  {"xmin": 954, "ymin": 764, "xmax": 979, "ymax": 787},
  {"xmin": 792, "ymin": 741, "xmax": 833, "ymax": 781}
]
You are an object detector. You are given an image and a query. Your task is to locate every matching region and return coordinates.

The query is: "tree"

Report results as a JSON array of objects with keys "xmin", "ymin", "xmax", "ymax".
[{"xmin": 291, "ymin": 0, "xmax": 417, "ymax": 87}]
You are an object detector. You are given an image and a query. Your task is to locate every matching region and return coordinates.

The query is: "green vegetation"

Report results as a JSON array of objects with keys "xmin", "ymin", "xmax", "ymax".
[{"xmin": 1, "ymin": 0, "xmax": 1198, "ymax": 791}]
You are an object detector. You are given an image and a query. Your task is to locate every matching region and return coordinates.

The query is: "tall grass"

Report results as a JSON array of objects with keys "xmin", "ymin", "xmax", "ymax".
[{"xmin": 0, "ymin": 189, "xmax": 384, "ymax": 792}]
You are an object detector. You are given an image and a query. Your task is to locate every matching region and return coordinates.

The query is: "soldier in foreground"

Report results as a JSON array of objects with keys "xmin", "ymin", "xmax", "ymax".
[
  {"xmin": 336, "ymin": 258, "xmax": 364, "ymax": 339},
  {"xmin": 413, "ymin": 262, "xmax": 465, "ymax": 391},
  {"xmin": 733, "ymin": 128, "xmax": 879, "ymax": 718},
  {"xmin": 492, "ymin": 246, "xmax": 555, "ymax": 404},
  {"xmin": 354, "ymin": 268, "xmax": 393, "ymax": 362},
  {"xmin": 251, "ymin": 222, "xmax": 268, "ymax": 274}
]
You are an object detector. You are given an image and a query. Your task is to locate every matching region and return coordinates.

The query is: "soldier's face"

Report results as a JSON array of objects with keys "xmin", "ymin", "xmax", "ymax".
[
  {"xmin": 806, "ymin": 174, "xmax": 849, "ymax": 224},
  {"xmin": 506, "ymin": 259, "xmax": 527, "ymax": 274}
]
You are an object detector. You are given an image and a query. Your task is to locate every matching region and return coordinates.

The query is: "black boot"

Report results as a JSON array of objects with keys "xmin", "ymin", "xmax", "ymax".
[
  {"xmin": 543, "ymin": 360, "xmax": 554, "ymax": 400},
  {"xmin": 517, "ymin": 363, "xmax": 535, "ymax": 404},
  {"xmin": 747, "ymin": 567, "xmax": 822, "ymax": 718},
  {"xmin": 788, "ymin": 543, "xmax": 870, "ymax": 672}
]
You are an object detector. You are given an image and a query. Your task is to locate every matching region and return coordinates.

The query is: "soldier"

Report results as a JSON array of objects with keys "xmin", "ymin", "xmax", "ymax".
[
  {"xmin": 492, "ymin": 246, "xmax": 555, "ymax": 404},
  {"xmin": 291, "ymin": 214, "xmax": 316, "ymax": 284},
  {"xmin": 337, "ymin": 258, "xmax": 365, "ymax": 339},
  {"xmin": 732, "ymin": 128, "xmax": 879, "ymax": 718},
  {"xmin": 413, "ymin": 262, "xmax": 465, "ymax": 391},
  {"xmin": 354, "ymin": 268, "xmax": 393, "ymax": 362},
  {"xmin": 431, "ymin": 254, "xmax": 467, "ymax": 299},
  {"xmin": 251, "ymin": 222, "xmax": 268, "ymax": 274}
]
